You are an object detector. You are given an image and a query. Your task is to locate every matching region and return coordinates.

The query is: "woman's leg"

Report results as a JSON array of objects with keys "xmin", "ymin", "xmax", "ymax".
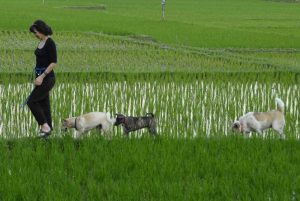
[
  {"xmin": 27, "ymin": 77, "xmax": 55, "ymax": 129},
  {"xmin": 40, "ymin": 94, "xmax": 53, "ymax": 130}
]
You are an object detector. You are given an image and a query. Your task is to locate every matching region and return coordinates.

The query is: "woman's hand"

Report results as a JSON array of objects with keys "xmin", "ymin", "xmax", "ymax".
[{"xmin": 34, "ymin": 75, "xmax": 44, "ymax": 86}]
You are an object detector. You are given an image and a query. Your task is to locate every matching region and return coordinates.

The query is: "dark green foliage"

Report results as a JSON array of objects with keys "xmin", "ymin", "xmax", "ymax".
[{"xmin": 0, "ymin": 137, "xmax": 299, "ymax": 200}]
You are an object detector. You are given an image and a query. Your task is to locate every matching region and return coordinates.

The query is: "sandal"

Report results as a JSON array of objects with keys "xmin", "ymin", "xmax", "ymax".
[{"xmin": 39, "ymin": 129, "xmax": 52, "ymax": 138}]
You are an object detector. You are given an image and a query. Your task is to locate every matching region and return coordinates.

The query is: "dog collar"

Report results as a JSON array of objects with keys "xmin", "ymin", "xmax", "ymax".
[
  {"xmin": 74, "ymin": 117, "xmax": 78, "ymax": 131},
  {"xmin": 239, "ymin": 121, "xmax": 244, "ymax": 132}
]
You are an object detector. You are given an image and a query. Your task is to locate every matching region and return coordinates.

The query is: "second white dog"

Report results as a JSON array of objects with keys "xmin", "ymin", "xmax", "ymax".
[
  {"xmin": 232, "ymin": 98, "xmax": 285, "ymax": 139},
  {"xmin": 62, "ymin": 112, "xmax": 116, "ymax": 138}
]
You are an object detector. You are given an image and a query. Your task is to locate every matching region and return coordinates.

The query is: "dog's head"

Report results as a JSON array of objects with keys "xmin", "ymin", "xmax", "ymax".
[
  {"xmin": 114, "ymin": 113, "xmax": 126, "ymax": 126},
  {"xmin": 61, "ymin": 118, "xmax": 73, "ymax": 132},
  {"xmin": 231, "ymin": 121, "xmax": 241, "ymax": 133}
]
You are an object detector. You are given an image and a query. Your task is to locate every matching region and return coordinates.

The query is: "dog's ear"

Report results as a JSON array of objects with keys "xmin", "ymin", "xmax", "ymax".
[
  {"xmin": 146, "ymin": 113, "xmax": 154, "ymax": 117},
  {"xmin": 62, "ymin": 118, "xmax": 72, "ymax": 127},
  {"xmin": 115, "ymin": 113, "xmax": 125, "ymax": 117},
  {"xmin": 232, "ymin": 122, "xmax": 240, "ymax": 129}
]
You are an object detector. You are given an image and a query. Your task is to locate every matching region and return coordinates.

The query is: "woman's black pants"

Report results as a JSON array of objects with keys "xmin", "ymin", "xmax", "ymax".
[{"xmin": 27, "ymin": 76, "xmax": 55, "ymax": 129}]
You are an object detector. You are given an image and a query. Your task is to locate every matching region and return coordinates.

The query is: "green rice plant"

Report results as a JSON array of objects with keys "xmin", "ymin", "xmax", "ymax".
[
  {"xmin": 1, "ymin": 73, "xmax": 299, "ymax": 139},
  {"xmin": 1, "ymin": 1, "xmax": 300, "ymax": 200},
  {"xmin": 1, "ymin": 31, "xmax": 300, "ymax": 74},
  {"xmin": 1, "ymin": 0, "xmax": 300, "ymax": 48}
]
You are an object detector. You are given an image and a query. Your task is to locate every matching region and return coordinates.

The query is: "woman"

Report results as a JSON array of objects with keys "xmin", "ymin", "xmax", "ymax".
[{"xmin": 28, "ymin": 20, "xmax": 57, "ymax": 137}]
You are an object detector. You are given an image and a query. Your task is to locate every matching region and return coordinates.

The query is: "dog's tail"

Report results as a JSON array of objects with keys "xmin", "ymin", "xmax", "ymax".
[
  {"xmin": 146, "ymin": 113, "xmax": 154, "ymax": 117},
  {"xmin": 276, "ymin": 98, "xmax": 284, "ymax": 113}
]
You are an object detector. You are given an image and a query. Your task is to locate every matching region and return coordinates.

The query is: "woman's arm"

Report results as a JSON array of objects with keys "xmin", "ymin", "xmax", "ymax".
[
  {"xmin": 34, "ymin": 63, "xmax": 56, "ymax": 85},
  {"xmin": 42, "ymin": 62, "xmax": 56, "ymax": 76}
]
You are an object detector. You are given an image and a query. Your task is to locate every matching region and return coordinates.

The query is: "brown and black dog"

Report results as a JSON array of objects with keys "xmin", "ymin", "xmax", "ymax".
[{"xmin": 115, "ymin": 113, "xmax": 157, "ymax": 135}]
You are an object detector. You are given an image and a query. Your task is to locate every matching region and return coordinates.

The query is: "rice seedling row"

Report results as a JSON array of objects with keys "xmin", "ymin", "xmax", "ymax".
[
  {"xmin": 1, "ymin": 73, "xmax": 299, "ymax": 139},
  {"xmin": 1, "ymin": 31, "xmax": 300, "ymax": 74}
]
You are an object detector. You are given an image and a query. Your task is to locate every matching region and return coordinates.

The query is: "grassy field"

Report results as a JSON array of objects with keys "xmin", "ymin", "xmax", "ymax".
[
  {"xmin": 0, "ymin": 31, "xmax": 300, "ymax": 73},
  {"xmin": 0, "ymin": 0, "xmax": 300, "ymax": 48},
  {"xmin": 1, "ymin": 0, "xmax": 300, "ymax": 200},
  {"xmin": 1, "ymin": 136, "xmax": 300, "ymax": 201}
]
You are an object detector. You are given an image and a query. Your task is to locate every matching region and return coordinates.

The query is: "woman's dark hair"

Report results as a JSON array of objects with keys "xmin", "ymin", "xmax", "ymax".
[{"xmin": 29, "ymin": 20, "xmax": 53, "ymax": 35}]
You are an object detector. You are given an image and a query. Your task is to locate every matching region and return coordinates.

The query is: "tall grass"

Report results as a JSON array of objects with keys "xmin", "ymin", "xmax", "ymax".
[{"xmin": 0, "ymin": 136, "xmax": 299, "ymax": 201}]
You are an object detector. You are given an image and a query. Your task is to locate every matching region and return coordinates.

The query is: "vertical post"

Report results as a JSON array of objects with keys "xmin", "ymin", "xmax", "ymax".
[{"xmin": 161, "ymin": 0, "xmax": 166, "ymax": 20}]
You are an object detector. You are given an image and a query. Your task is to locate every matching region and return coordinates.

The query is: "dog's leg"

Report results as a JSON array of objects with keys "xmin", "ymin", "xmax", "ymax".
[
  {"xmin": 107, "ymin": 130, "xmax": 114, "ymax": 139},
  {"xmin": 244, "ymin": 132, "xmax": 250, "ymax": 138},
  {"xmin": 148, "ymin": 126, "xmax": 157, "ymax": 135},
  {"xmin": 75, "ymin": 130, "xmax": 84, "ymax": 139},
  {"xmin": 102, "ymin": 124, "xmax": 113, "ymax": 139},
  {"xmin": 123, "ymin": 127, "xmax": 130, "ymax": 136},
  {"xmin": 75, "ymin": 131, "xmax": 81, "ymax": 139},
  {"xmin": 273, "ymin": 121, "xmax": 286, "ymax": 139},
  {"xmin": 96, "ymin": 125, "xmax": 103, "ymax": 136},
  {"xmin": 280, "ymin": 132, "xmax": 286, "ymax": 140},
  {"xmin": 148, "ymin": 120, "xmax": 157, "ymax": 135},
  {"xmin": 276, "ymin": 129, "xmax": 286, "ymax": 140},
  {"xmin": 254, "ymin": 129, "xmax": 263, "ymax": 136}
]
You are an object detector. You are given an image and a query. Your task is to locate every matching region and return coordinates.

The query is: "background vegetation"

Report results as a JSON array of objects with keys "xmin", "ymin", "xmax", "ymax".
[
  {"xmin": 0, "ymin": 0, "xmax": 300, "ymax": 48},
  {"xmin": 0, "ymin": 0, "xmax": 300, "ymax": 200}
]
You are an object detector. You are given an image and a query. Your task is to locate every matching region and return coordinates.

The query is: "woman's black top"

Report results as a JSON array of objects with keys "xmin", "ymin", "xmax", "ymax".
[{"xmin": 34, "ymin": 37, "xmax": 57, "ymax": 77}]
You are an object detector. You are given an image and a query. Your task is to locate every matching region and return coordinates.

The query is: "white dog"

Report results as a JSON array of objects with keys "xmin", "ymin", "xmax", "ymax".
[
  {"xmin": 232, "ymin": 98, "xmax": 285, "ymax": 139},
  {"xmin": 62, "ymin": 112, "xmax": 116, "ymax": 138}
]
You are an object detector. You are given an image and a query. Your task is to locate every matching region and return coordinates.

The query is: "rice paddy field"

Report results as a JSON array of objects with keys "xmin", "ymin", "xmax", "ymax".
[{"xmin": 0, "ymin": 0, "xmax": 300, "ymax": 200}]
